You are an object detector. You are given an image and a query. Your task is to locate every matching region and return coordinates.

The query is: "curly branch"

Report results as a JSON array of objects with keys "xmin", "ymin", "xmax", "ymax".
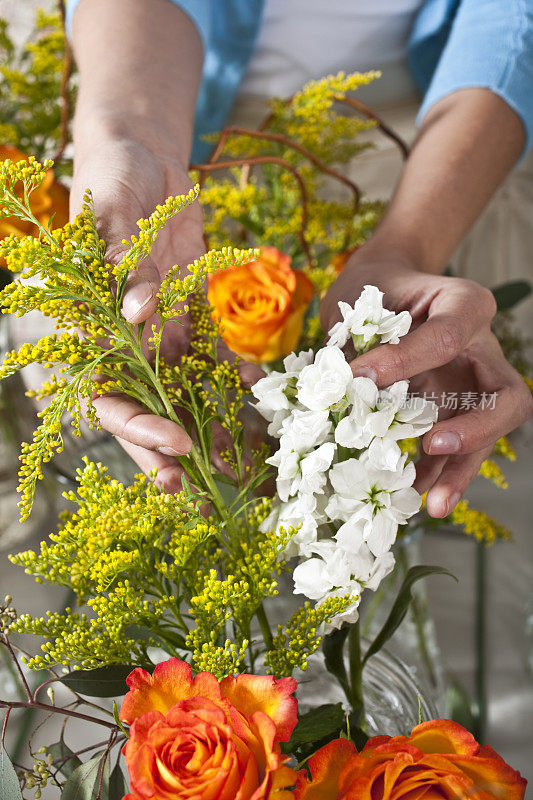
[
  {"xmin": 208, "ymin": 125, "xmax": 361, "ymax": 212},
  {"xmin": 191, "ymin": 156, "xmax": 313, "ymax": 266},
  {"xmin": 333, "ymin": 95, "xmax": 410, "ymax": 159}
]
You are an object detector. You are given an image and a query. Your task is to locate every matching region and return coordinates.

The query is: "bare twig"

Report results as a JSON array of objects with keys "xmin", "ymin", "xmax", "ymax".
[
  {"xmin": 1, "ymin": 634, "xmax": 32, "ymax": 702},
  {"xmin": 333, "ymin": 95, "xmax": 410, "ymax": 160},
  {"xmin": 1, "ymin": 707, "xmax": 11, "ymax": 746},
  {"xmin": 0, "ymin": 700, "xmax": 117, "ymax": 731},
  {"xmin": 95, "ymin": 731, "xmax": 117, "ymax": 800},
  {"xmin": 207, "ymin": 125, "xmax": 361, "ymax": 213}
]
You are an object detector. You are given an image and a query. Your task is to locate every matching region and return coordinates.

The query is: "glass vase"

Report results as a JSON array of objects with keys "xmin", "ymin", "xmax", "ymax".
[
  {"xmin": 360, "ymin": 528, "xmax": 447, "ymax": 715},
  {"xmin": 295, "ymin": 644, "xmax": 438, "ymax": 737}
]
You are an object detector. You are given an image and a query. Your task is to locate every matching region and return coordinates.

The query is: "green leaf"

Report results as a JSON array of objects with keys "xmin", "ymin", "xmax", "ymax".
[
  {"xmin": 109, "ymin": 763, "xmax": 127, "ymax": 800},
  {"xmin": 322, "ymin": 625, "xmax": 350, "ymax": 696},
  {"xmin": 57, "ymin": 754, "xmax": 104, "ymax": 800},
  {"xmin": 492, "ymin": 280, "xmax": 532, "ymax": 311},
  {"xmin": 1, "ymin": 744, "xmax": 23, "ymax": 800},
  {"xmin": 59, "ymin": 664, "xmax": 139, "ymax": 697},
  {"xmin": 47, "ymin": 740, "xmax": 82, "ymax": 779},
  {"xmin": 287, "ymin": 703, "xmax": 345, "ymax": 748},
  {"xmin": 347, "ymin": 719, "xmax": 369, "ymax": 751},
  {"xmin": 362, "ymin": 566, "xmax": 456, "ymax": 666},
  {"xmin": 112, "ymin": 701, "xmax": 129, "ymax": 739}
]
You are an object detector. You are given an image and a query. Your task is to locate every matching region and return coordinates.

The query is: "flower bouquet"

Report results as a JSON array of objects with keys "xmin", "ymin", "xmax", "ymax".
[{"xmin": 0, "ymin": 149, "xmax": 528, "ymax": 798}]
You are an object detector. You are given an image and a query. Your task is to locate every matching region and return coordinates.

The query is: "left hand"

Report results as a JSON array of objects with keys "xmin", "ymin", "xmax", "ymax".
[{"xmin": 321, "ymin": 257, "xmax": 533, "ymax": 518}]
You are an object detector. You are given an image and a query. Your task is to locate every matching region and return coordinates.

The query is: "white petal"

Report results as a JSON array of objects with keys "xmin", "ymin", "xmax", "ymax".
[{"xmin": 365, "ymin": 511, "xmax": 398, "ymax": 556}]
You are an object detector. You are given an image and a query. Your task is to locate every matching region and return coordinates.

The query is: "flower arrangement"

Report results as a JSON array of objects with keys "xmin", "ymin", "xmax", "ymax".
[
  {"xmin": 0, "ymin": 152, "xmax": 527, "ymax": 798},
  {"xmin": 0, "ymin": 14, "xmax": 530, "ymax": 795}
]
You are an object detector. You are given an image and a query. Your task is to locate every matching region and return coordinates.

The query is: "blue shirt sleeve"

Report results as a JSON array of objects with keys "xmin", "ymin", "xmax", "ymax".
[
  {"xmin": 65, "ymin": 0, "xmax": 211, "ymax": 49},
  {"xmin": 414, "ymin": 0, "xmax": 533, "ymax": 156}
]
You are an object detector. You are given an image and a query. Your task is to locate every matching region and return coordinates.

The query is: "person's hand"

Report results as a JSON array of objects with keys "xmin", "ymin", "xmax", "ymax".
[
  {"xmin": 321, "ymin": 256, "xmax": 533, "ymax": 518},
  {"xmin": 71, "ymin": 136, "xmax": 206, "ymax": 493}
]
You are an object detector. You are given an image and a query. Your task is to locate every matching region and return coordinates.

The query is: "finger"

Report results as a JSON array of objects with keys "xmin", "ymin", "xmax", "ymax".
[
  {"xmin": 120, "ymin": 253, "xmax": 161, "ymax": 324},
  {"xmin": 425, "ymin": 445, "xmax": 493, "ymax": 518},
  {"xmin": 422, "ymin": 336, "xmax": 533, "ymax": 455},
  {"xmin": 349, "ymin": 285, "xmax": 495, "ymax": 387},
  {"xmin": 413, "ymin": 453, "xmax": 448, "ymax": 495},
  {"xmin": 91, "ymin": 393, "xmax": 192, "ymax": 455},
  {"xmin": 116, "ymin": 437, "xmax": 187, "ymax": 495}
]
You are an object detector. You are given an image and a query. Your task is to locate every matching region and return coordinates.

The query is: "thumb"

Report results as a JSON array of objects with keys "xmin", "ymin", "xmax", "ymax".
[
  {"xmin": 70, "ymin": 174, "xmax": 161, "ymax": 324},
  {"xmin": 107, "ymin": 243, "xmax": 161, "ymax": 324}
]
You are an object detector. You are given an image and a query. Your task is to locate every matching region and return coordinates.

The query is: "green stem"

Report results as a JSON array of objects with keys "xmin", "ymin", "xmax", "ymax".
[
  {"xmin": 396, "ymin": 545, "xmax": 438, "ymax": 689},
  {"xmin": 256, "ymin": 604, "xmax": 274, "ymax": 652},
  {"xmin": 348, "ymin": 620, "xmax": 365, "ymax": 729},
  {"xmin": 474, "ymin": 540, "xmax": 487, "ymax": 742}
]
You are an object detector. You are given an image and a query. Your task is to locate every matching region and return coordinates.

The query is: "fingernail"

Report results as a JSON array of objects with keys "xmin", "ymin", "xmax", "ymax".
[
  {"xmin": 157, "ymin": 445, "xmax": 183, "ymax": 457},
  {"xmin": 447, "ymin": 491, "xmax": 461, "ymax": 514},
  {"xmin": 122, "ymin": 282, "xmax": 154, "ymax": 321},
  {"xmin": 428, "ymin": 432, "xmax": 460, "ymax": 454},
  {"xmin": 352, "ymin": 366, "xmax": 377, "ymax": 382}
]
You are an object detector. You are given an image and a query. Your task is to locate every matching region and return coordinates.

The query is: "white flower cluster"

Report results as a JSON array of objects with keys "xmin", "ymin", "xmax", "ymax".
[{"xmin": 252, "ymin": 285, "xmax": 438, "ymax": 628}]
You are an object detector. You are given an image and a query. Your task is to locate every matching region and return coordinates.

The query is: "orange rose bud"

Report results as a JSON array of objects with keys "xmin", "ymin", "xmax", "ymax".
[
  {"xmin": 207, "ymin": 247, "xmax": 313, "ymax": 363},
  {"xmin": 0, "ymin": 145, "xmax": 69, "ymax": 241},
  {"xmin": 121, "ymin": 658, "xmax": 298, "ymax": 800},
  {"xmin": 294, "ymin": 719, "xmax": 527, "ymax": 800}
]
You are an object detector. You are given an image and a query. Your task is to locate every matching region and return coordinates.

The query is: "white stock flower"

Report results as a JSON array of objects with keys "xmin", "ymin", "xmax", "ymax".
[
  {"xmin": 279, "ymin": 409, "xmax": 333, "ymax": 452},
  {"xmin": 334, "ymin": 377, "xmax": 395, "ymax": 449},
  {"xmin": 297, "ymin": 346, "xmax": 353, "ymax": 412},
  {"xmin": 251, "ymin": 349, "xmax": 314, "ymax": 431},
  {"xmin": 292, "ymin": 540, "xmax": 395, "ymax": 630},
  {"xmin": 261, "ymin": 496, "xmax": 319, "ymax": 559},
  {"xmin": 326, "ymin": 455, "xmax": 421, "ymax": 556},
  {"xmin": 267, "ymin": 441, "xmax": 336, "ymax": 503},
  {"xmin": 327, "ymin": 286, "xmax": 411, "ymax": 350},
  {"xmin": 293, "ymin": 541, "xmax": 361, "ymax": 601},
  {"xmin": 363, "ymin": 382, "xmax": 438, "ymax": 470}
]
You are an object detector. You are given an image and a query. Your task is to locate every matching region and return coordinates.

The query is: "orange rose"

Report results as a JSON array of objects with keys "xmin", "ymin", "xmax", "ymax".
[
  {"xmin": 0, "ymin": 145, "xmax": 69, "ymax": 241},
  {"xmin": 120, "ymin": 658, "xmax": 298, "ymax": 800},
  {"xmin": 207, "ymin": 247, "xmax": 313, "ymax": 363},
  {"xmin": 331, "ymin": 246, "xmax": 358, "ymax": 275},
  {"xmin": 294, "ymin": 719, "xmax": 526, "ymax": 800}
]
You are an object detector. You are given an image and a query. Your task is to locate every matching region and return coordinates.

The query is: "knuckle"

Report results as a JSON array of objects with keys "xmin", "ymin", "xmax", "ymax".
[
  {"xmin": 104, "ymin": 244, "xmax": 129, "ymax": 266},
  {"xmin": 434, "ymin": 319, "xmax": 464, "ymax": 358},
  {"xmin": 477, "ymin": 285, "xmax": 497, "ymax": 319},
  {"xmin": 384, "ymin": 344, "xmax": 410, "ymax": 377},
  {"xmin": 517, "ymin": 384, "xmax": 533, "ymax": 420}
]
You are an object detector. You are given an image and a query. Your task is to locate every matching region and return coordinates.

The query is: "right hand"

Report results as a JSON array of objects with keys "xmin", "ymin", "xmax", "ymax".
[{"xmin": 71, "ymin": 136, "xmax": 206, "ymax": 493}]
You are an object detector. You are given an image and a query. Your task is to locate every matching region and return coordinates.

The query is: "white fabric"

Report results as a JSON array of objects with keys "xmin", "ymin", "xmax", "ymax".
[{"xmin": 240, "ymin": 0, "xmax": 425, "ymax": 105}]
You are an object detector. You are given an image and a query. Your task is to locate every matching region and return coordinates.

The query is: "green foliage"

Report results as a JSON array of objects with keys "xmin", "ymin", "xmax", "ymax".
[
  {"xmin": 0, "ymin": 10, "xmax": 74, "ymax": 169},
  {"xmin": 1, "ymin": 743, "xmax": 23, "ymax": 800},
  {"xmin": 362, "ymin": 566, "xmax": 456, "ymax": 665},
  {"xmin": 1, "ymin": 156, "xmax": 341, "ymax": 682}
]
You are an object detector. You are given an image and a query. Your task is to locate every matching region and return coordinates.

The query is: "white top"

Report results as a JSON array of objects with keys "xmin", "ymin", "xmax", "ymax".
[{"xmin": 239, "ymin": 0, "xmax": 426, "ymax": 106}]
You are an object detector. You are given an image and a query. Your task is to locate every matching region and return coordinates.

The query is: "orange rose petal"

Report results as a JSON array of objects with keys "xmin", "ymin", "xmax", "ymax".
[
  {"xmin": 207, "ymin": 247, "xmax": 312, "ymax": 362},
  {"xmin": 408, "ymin": 719, "xmax": 479, "ymax": 756},
  {"xmin": 120, "ymin": 659, "xmax": 222, "ymax": 723},
  {"xmin": 446, "ymin": 753, "xmax": 527, "ymax": 800},
  {"xmin": 220, "ymin": 673, "xmax": 298, "ymax": 742},
  {"xmin": 294, "ymin": 738, "xmax": 357, "ymax": 800}
]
